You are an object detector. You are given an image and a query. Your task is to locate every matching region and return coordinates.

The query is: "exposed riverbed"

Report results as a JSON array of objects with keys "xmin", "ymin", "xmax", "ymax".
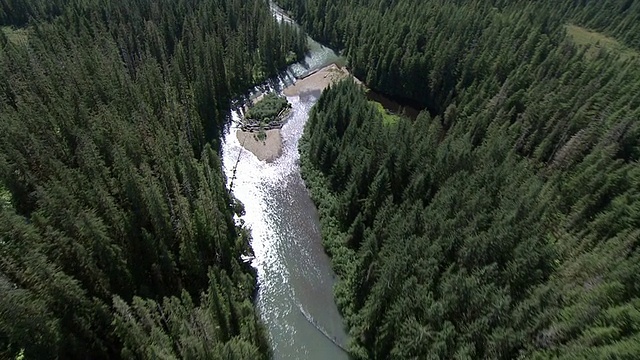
[{"xmin": 221, "ymin": 4, "xmax": 350, "ymax": 359}]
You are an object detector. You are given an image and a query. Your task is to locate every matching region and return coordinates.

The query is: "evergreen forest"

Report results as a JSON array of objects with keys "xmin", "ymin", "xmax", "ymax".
[
  {"xmin": 0, "ymin": 0, "xmax": 305, "ymax": 358},
  {"xmin": 288, "ymin": 0, "xmax": 640, "ymax": 358}
]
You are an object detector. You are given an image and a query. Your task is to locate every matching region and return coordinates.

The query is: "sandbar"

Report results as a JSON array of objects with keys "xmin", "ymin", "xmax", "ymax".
[
  {"xmin": 239, "ymin": 63, "xmax": 352, "ymax": 162},
  {"xmin": 283, "ymin": 63, "xmax": 351, "ymax": 97},
  {"xmin": 236, "ymin": 129, "xmax": 282, "ymax": 163}
]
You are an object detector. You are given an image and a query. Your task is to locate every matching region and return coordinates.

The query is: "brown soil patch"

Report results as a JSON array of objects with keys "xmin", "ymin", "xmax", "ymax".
[{"xmin": 236, "ymin": 129, "xmax": 282, "ymax": 162}]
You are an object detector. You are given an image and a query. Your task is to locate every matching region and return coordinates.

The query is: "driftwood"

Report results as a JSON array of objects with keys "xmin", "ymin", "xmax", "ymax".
[
  {"xmin": 295, "ymin": 61, "xmax": 344, "ymax": 80},
  {"xmin": 240, "ymin": 107, "xmax": 291, "ymax": 132},
  {"xmin": 239, "ymin": 123, "xmax": 282, "ymax": 132},
  {"xmin": 298, "ymin": 305, "xmax": 349, "ymax": 354},
  {"xmin": 296, "ymin": 67, "xmax": 321, "ymax": 80}
]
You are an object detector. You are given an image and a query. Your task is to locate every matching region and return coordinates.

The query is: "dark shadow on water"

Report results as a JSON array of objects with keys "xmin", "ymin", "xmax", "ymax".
[{"xmin": 365, "ymin": 88, "xmax": 425, "ymax": 120}]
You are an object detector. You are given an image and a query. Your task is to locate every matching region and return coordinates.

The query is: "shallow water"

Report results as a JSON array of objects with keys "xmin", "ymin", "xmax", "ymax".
[{"xmin": 220, "ymin": 6, "xmax": 349, "ymax": 359}]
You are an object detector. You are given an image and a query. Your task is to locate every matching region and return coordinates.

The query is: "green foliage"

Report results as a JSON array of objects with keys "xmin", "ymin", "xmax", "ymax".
[
  {"xmin": 0, "ymin": 185, "xmax": 9, "ymax": 209},
  {"xmin": 14, "ymin": 349, "xmax": 24, "ymax": 360},
  {"xmin": 245, "ymin": 93, "xmax": 291, "ymax": 125},
  {"xmin": 0, "ymin": 27, "xmax": 28, "ymax": 46},
  {"xmin": 0, "ymin": 0, "xmax": 305, "ymax": 358},
  {"xmin": 112, "ymin": 269, "xmax": 269, "ymax": 360},
  {"xmin": 566, "ymin": 24, "xmax": 639, "ymax": 62},
  {"xmin": 255, "ymin": 130, "xmax": 267, "ymax": 142},
  {"xmin": 369, "ymin": 101, "xmax": 400, "ymax": 126},
  {"xmin": 295, "ymin": 0, "xmax": 640, "ymax": 357}
]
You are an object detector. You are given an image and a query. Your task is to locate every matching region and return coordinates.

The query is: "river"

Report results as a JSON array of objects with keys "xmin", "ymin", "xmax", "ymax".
[{"xmin": 220, "ymin": 4, "xmax": 350, "ymax": 359}]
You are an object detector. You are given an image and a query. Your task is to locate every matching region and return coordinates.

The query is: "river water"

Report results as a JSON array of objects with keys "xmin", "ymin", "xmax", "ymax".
[{"xmin": 220, "ymin": 5, "xmax": 349, "ymax": 359}]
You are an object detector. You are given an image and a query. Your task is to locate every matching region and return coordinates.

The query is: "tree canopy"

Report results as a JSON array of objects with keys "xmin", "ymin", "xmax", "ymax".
[
  {"xmin": 0, "ymin": 0, "xmax": 305, "ymax": 358},
  {"xmin": 292, "ymin": 0, "xmax": 640, "ymax": 358}
]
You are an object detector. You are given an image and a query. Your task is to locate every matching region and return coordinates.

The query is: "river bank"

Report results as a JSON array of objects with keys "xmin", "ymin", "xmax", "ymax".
[
  {"xmin": 284, "ymin": 63, "xmax": 350, "ymax": 96},
  {"xmin": 237, "ymin": 63, "xmax": 351, "ymax": 162},
  {"xmin": 222, "ymin": 3, "xmax": 351, "ymax": 358},
  {"xmin": 222, "ymin": 23, "xmax": 350, "ymax": 356}
]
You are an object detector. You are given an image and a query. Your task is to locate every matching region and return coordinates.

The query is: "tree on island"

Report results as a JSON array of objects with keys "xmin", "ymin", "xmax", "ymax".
[{"xmin": 244, "ymin": 93, "xmax": 292, "ymax": 130}]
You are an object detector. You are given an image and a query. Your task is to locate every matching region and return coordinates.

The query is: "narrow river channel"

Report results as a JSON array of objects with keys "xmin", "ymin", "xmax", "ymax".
[{"xmin": 220, "ymin": 5, "xmax": 350, "ymax": 359}]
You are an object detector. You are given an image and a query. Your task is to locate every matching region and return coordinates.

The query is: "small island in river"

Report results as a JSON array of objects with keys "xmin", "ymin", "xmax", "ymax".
[
  {"xmin": 241, "ymin": 93, "xmax": 292, "ymax": 132},
  {"xmin": 237, "ymin": 93, "xmax": 291, "ymax": 162},
  {"xmin": 237, "ymin": 63, "xmax": 351, "ymax": 162}
]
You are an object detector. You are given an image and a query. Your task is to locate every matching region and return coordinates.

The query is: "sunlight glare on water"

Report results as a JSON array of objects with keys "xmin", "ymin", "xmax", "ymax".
[{"xmin": 221, "ymin": 26, "xmax": 349, "ymax": 358}]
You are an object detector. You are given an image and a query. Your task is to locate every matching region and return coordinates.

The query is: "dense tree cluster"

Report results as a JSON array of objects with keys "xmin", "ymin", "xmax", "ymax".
[
  {"xmin": 279, "ymin": 0, "xmax": 640, "ymax": 115},
  {"xmin": 0, "ymin": 0, "xmax": 305, "ymax": 358},
  {"xmin": 294, "ymin": 0, "xmax": 640, "ymax": 358},
  {"xmin": 245, "ymin": 93, "xmax": 291, "ymax": 123}
]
